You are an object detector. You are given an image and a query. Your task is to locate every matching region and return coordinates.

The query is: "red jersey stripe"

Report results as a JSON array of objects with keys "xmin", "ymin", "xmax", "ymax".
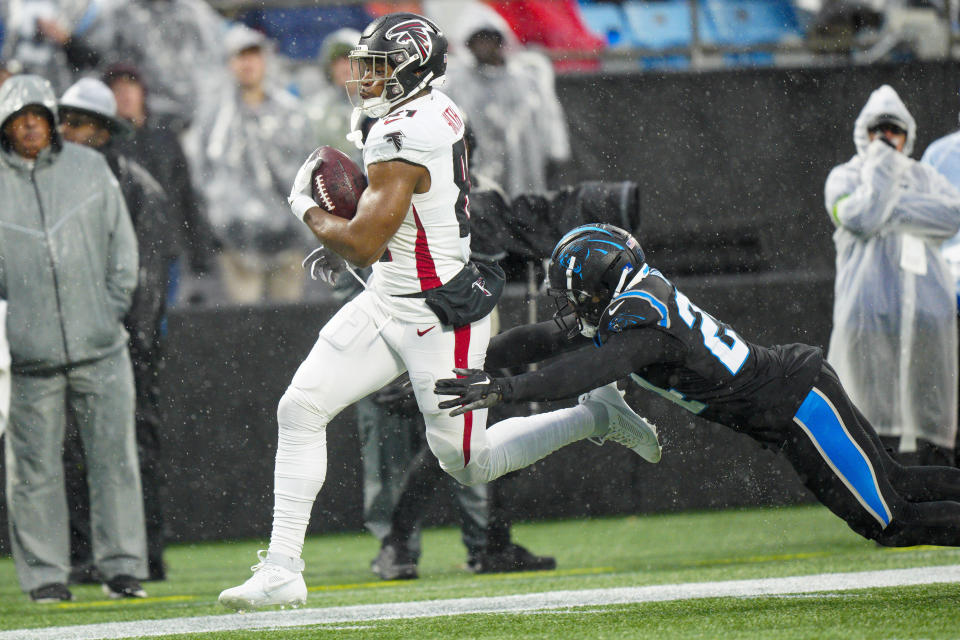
[
  {"xmin": 454, "ymin": 324, "xmax": 472, "ymax": 467},
  {"xmin": 413, "ymin": 205, "xmax": 443, "ymax": 291}
]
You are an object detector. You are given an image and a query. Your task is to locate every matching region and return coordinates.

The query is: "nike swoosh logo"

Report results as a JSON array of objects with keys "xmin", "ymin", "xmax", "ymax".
[
  {"xmin": 417, "ymin": 326, "xmax": 436, "ymax": 337},
  {"xmin": 607, "ymin": 301, "xmax": 626, "ymax": 316}
]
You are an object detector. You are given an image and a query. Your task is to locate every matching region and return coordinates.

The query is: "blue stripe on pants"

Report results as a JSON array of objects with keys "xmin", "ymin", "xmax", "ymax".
[{"xmin": 793, "ymin": 388, "xmax": 892, "ymax": 528}]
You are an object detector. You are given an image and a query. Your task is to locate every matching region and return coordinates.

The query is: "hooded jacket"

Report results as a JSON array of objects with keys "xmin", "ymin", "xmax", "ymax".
[
  {"xmin": 0, "ymin": 75, "xmax": 138, "ymax": 374},
  {"xmin": 824, "ymin": 84, "xmax": 960, "ymax": 451},
  {"xmin": 441, "ymin": 7, "xmax": 570, "ymax": 198}
]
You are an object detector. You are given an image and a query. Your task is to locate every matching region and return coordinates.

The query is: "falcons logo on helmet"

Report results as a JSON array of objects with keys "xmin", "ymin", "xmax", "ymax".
[{"xmin": 385, "ymin": 19, "xmax": 433, "ymax": 61}]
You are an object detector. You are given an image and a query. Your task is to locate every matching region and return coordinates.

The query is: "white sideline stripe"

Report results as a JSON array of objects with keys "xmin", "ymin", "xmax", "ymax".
[{"xmin": 6, "ymin": 565, "xmax": 960, "ymax": 640}]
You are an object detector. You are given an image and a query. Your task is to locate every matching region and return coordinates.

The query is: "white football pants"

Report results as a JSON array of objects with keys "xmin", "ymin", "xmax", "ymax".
[{"xmin": 268, "ymin": 290, "xmax": 600, "ymax": 560}]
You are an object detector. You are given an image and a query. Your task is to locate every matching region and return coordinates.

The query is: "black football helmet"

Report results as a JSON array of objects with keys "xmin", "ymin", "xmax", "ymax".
[
  {"xmin": 547, "ymin": 223, "xmax": 645, "ymax": 338},
  {"xmin": 347, "ymin": 12, "xmax": 448, "ymax": 118}
]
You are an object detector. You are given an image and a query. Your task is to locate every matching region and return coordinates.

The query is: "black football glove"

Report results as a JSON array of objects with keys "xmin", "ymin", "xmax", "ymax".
[{"xmin": 435, "ymin": 368, "xmax": 505, "ymax": 417}]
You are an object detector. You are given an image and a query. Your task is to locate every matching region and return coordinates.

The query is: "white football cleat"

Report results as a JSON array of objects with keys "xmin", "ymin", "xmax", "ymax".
[
  {"xmin": 218, "ymin": 550, "xmax": 307, "ymax": 610},
  {"xmin": 581, "ymin": 382, "xmax": 662, "ymax": 463}
]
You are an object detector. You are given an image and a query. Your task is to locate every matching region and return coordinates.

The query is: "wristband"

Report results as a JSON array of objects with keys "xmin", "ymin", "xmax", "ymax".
[{"xmin": 289, "ymin": 194, "xmax": 319, "ymax": 221}]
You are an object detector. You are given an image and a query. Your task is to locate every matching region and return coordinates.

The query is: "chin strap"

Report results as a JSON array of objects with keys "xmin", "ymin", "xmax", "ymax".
[
  {"xmin": 613, "ymin": 265, "xmax": 632, "ymax": 298},
  {"xmin": 346, "ymin": 107, "xmax": 365, "ymax": 150}
]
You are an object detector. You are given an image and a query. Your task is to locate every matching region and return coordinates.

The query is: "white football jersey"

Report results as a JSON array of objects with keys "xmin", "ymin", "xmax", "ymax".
[{"xmin": 363, "ymin": 90, "xmax": 472, "ymax": 322}]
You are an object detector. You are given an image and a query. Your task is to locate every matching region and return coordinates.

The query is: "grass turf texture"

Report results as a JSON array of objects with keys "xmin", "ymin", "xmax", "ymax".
[{"xmin": 1, "ymin": 504, "xmax": 959, "ymax": 639}]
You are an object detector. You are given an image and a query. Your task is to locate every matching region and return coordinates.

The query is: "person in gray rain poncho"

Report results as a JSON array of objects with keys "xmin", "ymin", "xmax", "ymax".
[
  {"xmin": 825, "ymin": 84, "xmax": 960, "ymax": 466},
  {"xmin": 186, "ymin": 25, "xmax": 315, "ymax": 304},
  {"xmin": 441, "ymin": 4, "xmax": 570, "ymax": 197}
]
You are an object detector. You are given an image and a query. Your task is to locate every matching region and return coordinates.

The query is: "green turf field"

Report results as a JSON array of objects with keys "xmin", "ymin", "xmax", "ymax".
[{"xmin": 2, "ymin": 504, "xmax": 959, "ymax": 639}]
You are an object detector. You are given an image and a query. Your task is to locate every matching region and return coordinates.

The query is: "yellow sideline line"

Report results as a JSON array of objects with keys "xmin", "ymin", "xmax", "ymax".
[
  {"xmin": 689, "ymin": 551, "xmax": 832, "ymax": 566},
  {"xmin": 55, "ymin": 595, "xmax": 196, "ymax": 609},
  {"xmin": 685, "ymin": 545, "xmax": 952, "ymax": 568},
  {"xmin": 882, "ymin": 545, "xmax": 945, "ymax": 553}
]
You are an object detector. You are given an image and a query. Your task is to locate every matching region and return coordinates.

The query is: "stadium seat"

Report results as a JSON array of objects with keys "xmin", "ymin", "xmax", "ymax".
[
  {"xmin": 579, "ymin": 3, "xmax": 635, "ymax": 47},
  {"xmin": 622, "ymin": 0, "xmax": 702, "ymax": 50},
  {"xmin": 639, "ymin": 54, "xmax": 691, "ymax": 70},
  {"xmin": 699, "ymin": 0, "xmax": 803, "ymax": 46},
  {"xmin": 621, "ymin": 0, "xmax": 704, "ymax": 70}
]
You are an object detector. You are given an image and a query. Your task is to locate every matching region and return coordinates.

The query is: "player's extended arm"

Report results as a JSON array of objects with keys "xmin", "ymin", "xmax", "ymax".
[
  {"xmin": 485, "ymin": 316, "xmax": 589, "ymax": 370},
  {"xmin": 301, "ymin": 160, "xmax": 429, "ymax": 267},
  {"xmin": 436, "ymin": 328, "xmax": 674, "ymax": 415}
]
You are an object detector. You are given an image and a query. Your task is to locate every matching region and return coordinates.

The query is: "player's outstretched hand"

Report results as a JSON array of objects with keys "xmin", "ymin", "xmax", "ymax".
[
  {"xmin": 289, "ymin": 148, "xmax": 323, "ymax": 220},
  {"xmin": 435, "ymin": 368, "xmax": 504, "ymax": 416},
  {"xmin": 302, "ymin": 245, "xmax": 344, "ymax": 285}
]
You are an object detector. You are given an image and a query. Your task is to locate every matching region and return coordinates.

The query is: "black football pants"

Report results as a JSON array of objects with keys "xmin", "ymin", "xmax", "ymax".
[{"xmin": 781, "ymin": 363, "xmax": 960, "ymax": 546}]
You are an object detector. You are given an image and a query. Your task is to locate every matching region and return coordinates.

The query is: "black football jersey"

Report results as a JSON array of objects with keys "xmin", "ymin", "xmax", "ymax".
[{"xmin": 596, "ymin": 267, "xmax": 823, "ymax": 442}]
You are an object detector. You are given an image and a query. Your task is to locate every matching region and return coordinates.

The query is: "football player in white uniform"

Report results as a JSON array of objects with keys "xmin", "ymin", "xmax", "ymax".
[{"xmin": 219, "ymin": 12, "xmax": 660, "ymax": 610}]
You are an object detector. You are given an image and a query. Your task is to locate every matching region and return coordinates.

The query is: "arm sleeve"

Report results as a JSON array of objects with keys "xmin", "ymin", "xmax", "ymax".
[
  {"xmin": 104, "ymin": 176, "xmax": 139, "ymax": 320},
  {"xmin": 499, "ymin": 328, "xmax": 675, "ymax": 403},
  {"xmin": 485, "ymin": 317, "xmax": 589, "ymax": 370}
]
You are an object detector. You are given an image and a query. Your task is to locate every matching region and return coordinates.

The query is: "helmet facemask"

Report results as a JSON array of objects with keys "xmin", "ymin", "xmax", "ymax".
[
  {"xmin": 547, "ymin": 286, "xmax": 604, "ymax": 339},
  {"xmin": 546, "ymin": 224, "xmax": 645, "ymax": 340},
  {"xmin": 347, "ymin": 48, "xmax": 406, "ymax": 118},
  {"xmin": 546, "ymin": 252, "xmax": 613, "ymax": 340},
  {"xmin": 346, "ymin": 46, "xmax": 441, "ymax": 118}
]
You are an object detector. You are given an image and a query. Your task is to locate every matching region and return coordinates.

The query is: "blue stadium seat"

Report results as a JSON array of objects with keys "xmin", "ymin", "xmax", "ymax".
[
  {"xmin": 622, "ymin": 0, "xmax": 704, "ymax": 50},
  {"xmin": 580, "ymin": 3, "xmax": 635, "ymax": 47},
  {"xmin": 700, "ymin": 0, "xmax": 802, "ymax": 46},
  {"xmin": 639, "ymin": 54, "xmax": 691, "ymax": 70}
]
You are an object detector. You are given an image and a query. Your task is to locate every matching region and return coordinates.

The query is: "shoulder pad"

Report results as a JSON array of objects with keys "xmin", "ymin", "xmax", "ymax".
[
  {"xmin": 364, "ymin": 110, "xmax": 442, "ymax": 167},
  {"xmin": 596, "ymin": 290, "xmax": 669, "ymax": 345}
]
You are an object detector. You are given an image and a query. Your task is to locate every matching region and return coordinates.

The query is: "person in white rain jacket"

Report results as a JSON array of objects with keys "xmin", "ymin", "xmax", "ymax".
[{"xmin": 824, "ymin": 84, "xmax": 960, "ymax": 466}]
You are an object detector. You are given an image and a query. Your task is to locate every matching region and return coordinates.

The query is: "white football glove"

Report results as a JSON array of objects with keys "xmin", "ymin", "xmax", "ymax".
[
  {"xmin": 302, "ymin": 245, "xmax": 344, "ymax": 285},
  {"xmin": 288, "ymin": 147, "xmax": 324, "ymax": 221}
]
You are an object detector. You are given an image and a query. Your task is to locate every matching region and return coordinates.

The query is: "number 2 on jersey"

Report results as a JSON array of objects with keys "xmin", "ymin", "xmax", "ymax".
[{"xmin": 675, "ymin": 290, "xmax": 749, "ymax": 374}]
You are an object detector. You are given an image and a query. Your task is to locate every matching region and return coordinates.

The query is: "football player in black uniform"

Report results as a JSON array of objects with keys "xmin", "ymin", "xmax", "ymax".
[{"xmin": 436, "ymin": 223, "xmax": 960, "ymax": 547}]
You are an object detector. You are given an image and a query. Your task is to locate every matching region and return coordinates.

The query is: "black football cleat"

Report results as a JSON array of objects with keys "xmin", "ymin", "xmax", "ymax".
[
  {"xmin": 370, "ymin": 543, "xmax": 419, "ymax": 580},
  {"xmin": 467, "ymin": 543, "xmax": 557, "ymax": 574},
  {"xmin": 30, "ymin": 582, "xmax": 74, "ymax": 603},
  {"xmin": 102, "ymin": 574, "xmax": 147, "ymax": 599}
]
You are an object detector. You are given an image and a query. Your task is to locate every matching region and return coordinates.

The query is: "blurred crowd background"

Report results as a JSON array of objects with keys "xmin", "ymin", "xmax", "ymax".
[{"xmin": 2, "ymin": 0, "xmax": 956, "ymax": 309}]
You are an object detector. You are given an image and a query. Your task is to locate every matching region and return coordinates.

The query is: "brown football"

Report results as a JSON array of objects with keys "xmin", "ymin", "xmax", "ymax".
[{"xmin": 310, "ymin": 146, "xmax": 367, "ymax": 220}]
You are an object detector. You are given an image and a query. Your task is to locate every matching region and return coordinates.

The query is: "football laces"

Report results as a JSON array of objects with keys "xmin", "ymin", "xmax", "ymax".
[{"xmin": 312, "ymin": 175, "xmax": 335, "ymax": 211}]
